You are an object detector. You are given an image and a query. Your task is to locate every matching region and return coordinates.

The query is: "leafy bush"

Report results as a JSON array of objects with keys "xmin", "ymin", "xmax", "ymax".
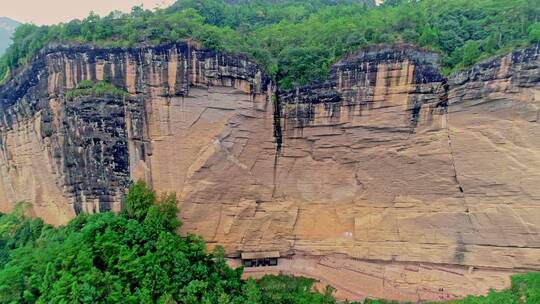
[
  {"xmin": 65, "ymin": 80, "xmax": 127, "ymax": 100},
  {"xmin": 257, "ymin": 275, "xmax": 336, "ymax": 304}
]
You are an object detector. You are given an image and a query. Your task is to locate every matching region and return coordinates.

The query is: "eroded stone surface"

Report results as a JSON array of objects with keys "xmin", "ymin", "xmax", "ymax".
[
  {"xmin": 0, "ymin": 42, "xmax": 272, "ymax": 225},
  {"xmin": 187, "ymin": 45, "xmax": 540, "ymax": 271},
  {"xmin": 0, "ymin": 43, "xmax": 539, "ymax": 299}
]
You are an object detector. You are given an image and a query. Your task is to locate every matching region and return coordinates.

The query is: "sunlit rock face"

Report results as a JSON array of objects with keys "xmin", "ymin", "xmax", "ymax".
[
  {"xmin": 0, "ymin": 42, "xmax": 540, "ymax": 272},
  {"xmin": 274, "ymin": 44, "xmax": 540, "ymax": 269},
  {"xmin": 0, "ymin": 43, "xmax": 272, "ymax": 225}
]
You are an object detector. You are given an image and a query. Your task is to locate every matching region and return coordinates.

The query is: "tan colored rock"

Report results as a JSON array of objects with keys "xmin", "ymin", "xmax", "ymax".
[
  {"xmin": 0, "ymin": 43, "xmax": 539, "ymax": 300},
  {"xmin": 234, "ymin": 254, "xmax": 515, "ymax": 302}
]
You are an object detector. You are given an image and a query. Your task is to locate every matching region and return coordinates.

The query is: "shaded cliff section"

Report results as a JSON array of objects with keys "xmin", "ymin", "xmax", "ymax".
[
  {"xmin": 278, "ymin": 44, "xmax": 447, "ymax": 133},
  {"xmin": 0, "ymin": 42, "xmax": 273, "ymax": 223}
]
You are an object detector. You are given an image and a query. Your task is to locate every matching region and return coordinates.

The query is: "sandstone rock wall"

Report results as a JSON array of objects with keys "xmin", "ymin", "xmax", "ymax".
[
  {"xmin": 444, "ymin": 46, "xmax": 540, "ymax": 268},
  {"xmin": 266, "ymin": 44, "xmax": 540, "ymax": 269},
  {"xmin": 0, "ymin": 43, "xmax": 272, "ymax": 225},
  {"xmin": 0, "ymin": 42, "xmax": 539, "ymax": 272}
]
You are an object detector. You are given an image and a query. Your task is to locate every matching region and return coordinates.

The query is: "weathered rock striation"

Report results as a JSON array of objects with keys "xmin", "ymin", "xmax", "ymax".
[
  {"xmin": 0, "ymin": 41, "xmax": 539, "ymax": 300},
  {"xmin": 0, "ymin": 42, "xmax": 272, "ymax": 224},
  {"xmin": 273, "ymin": 44, "xmax": 540, "ymax": 270}
]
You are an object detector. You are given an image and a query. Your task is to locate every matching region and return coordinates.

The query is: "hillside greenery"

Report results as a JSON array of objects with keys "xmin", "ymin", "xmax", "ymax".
[
  {"xmin": 0, "ymin": 181, "xmax": 539, "ymax": 303},
  {"xmin": 0, "ymin": 181, "xmax": 341, "ymax": 304},
  {"xmin": 444, "ymin": 273, "xmax": 540, "ymax": 304},
  {"xmin": 0, "ymin": 0, "xmax": 539, "ymax": 88},
  {"xmin": 65, "ymin": 80, "xmax": 128, "ymax": 100}
]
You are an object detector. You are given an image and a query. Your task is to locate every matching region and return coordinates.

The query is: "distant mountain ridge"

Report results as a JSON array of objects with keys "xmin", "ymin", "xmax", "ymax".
[{"xmin": 0, "ymin": 17, "xmax": 19, "ymax": 55}]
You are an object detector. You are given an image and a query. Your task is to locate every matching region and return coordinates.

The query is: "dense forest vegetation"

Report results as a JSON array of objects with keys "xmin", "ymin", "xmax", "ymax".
[
  {"xmin": 1, "ymin": 0, "xmax": 539, "ymax": 88},
  {"xmin": 0, "ymin": 181, "xmax": 539, "ymax": 303},
  {"xmin": 0, "ymin": 181, "xmax": 340, "ymax": 303}
]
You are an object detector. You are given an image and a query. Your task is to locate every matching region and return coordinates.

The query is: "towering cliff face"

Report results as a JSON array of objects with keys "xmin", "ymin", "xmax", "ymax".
[
  {"xmin": 0, "ymin": 42, "xmax": 539, "ymax": 280},
  {"xmin": 0, "ymin": 42, "xmax": 272, "ymax": 225},
  {"xmin": 270, "ymin": 45, "xmax": 540, "ymax": 270},
  {"xmin": 443, "ymin": 47, "xmax": 540, "ymax": 268}
]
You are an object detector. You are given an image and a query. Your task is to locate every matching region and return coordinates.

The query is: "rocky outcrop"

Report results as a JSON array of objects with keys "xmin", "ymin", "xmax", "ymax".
[
  {"xmin": 0, "ymin": 41, "xmax": 539, "ymax": 297},
  {"xmin": 0, "ymin": 42, "xmax": 272, "ymax": 224}
]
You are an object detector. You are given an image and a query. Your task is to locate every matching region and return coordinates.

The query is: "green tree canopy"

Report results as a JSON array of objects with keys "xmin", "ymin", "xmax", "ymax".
[
  {"xmin": 0, "ymin": 183, "xmax": 344, "ymax": 304},
  {"xmin": 0, "ymin": 184, "xmax": 539, "ymax": 303},
  {"xmin": 0, "ymin": 0, "xmax": 538, "ymax": 88}
]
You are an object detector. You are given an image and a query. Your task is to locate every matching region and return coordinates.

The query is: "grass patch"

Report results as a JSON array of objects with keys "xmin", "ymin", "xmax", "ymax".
[{"xmin": 65, "ymin": 80, "xmax": 127, "ymax": 100}]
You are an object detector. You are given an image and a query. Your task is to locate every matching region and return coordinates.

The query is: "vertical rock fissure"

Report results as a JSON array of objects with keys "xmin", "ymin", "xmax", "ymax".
[
  {"xmin": 447, "ymin": 127, "xmax": 463, "ymax": 192},
  {"xmin": 272, "ymin": 87, "xmax": 283, "ymax": 198},
  {"xmin": 442, "ymin": 82, "xmax": 464, "ymax": 194},
  {"xmin": 273, "ymin": 90, "xmax": 283, "ymax": 153}
]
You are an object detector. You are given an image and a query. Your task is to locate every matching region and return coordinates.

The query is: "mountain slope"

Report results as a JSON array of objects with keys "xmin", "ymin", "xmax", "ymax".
[{"xmin": 0, "ymin": 17, "xmax": 19, "ymax": 55}]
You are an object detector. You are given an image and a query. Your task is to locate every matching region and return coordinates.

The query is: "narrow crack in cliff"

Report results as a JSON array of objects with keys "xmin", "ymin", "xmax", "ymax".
[
  {"xmin": 442, "ymin": 80, "xmax": 465, "ymax": 195},
  {"xmin": 273, "ymin": 89, "xmax": 283, "ymax": 153},
  {"xmin": 446, "ymin": 117, "xmax": 464, "ymax": 193},
  {"xmin": 272, "ymin": 86, "xmax": 283, "ymax": 199}
]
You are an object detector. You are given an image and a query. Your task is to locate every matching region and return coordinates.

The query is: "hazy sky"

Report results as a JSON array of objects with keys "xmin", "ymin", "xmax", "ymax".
[{"xmin": 1, "ymin": 0, "xmax": 176, "ymax": 25}]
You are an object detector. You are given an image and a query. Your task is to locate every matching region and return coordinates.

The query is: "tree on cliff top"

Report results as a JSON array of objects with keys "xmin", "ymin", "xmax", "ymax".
[
  {"xmin": 122, "ymin": 180, "xmax": 157, "ymax": 222},
  {"xmin": 0, "ymin": 0, "xmax": 538, "ymax": 88},
  {"xmin": 529, "ymin": 22, "xmax": 540, "ymax": 43}
]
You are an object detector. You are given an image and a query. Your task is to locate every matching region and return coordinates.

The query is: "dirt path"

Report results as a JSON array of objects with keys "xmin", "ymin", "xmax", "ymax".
[{"xmin": 228, "ymin": 253, "xmax": 519, "ymax": 302}]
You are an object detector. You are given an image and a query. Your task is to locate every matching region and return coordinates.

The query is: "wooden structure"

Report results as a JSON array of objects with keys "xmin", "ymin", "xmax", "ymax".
[{"xmin": 241, "ymin": 251, "xmax": 280, "ymax": 267}]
